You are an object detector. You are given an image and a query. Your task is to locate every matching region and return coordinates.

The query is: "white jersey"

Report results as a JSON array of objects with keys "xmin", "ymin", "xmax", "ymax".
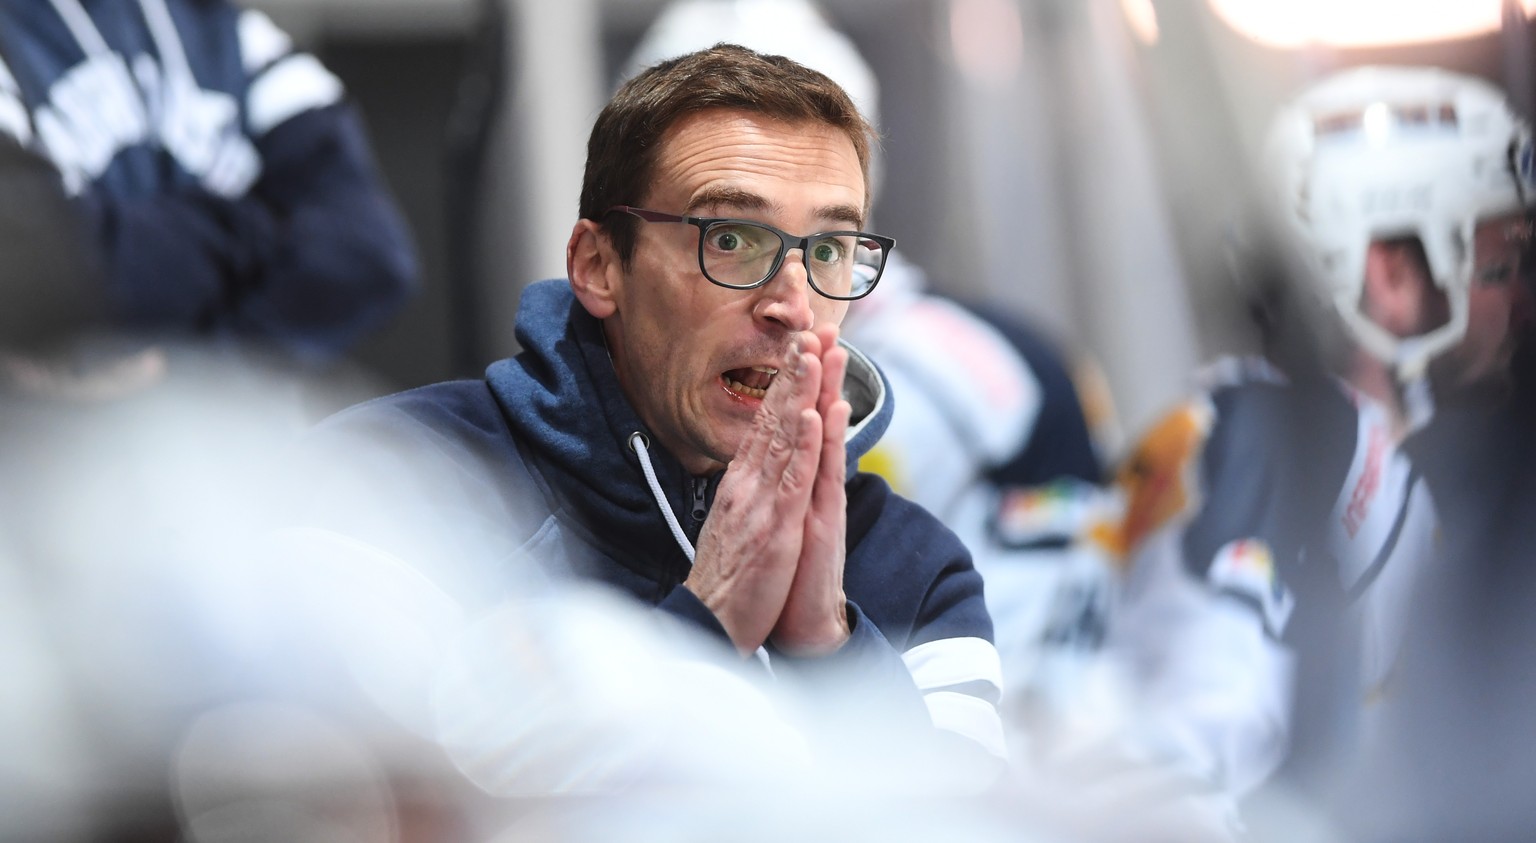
[
  {"xmin": 1108, "ymin": 359, "xmax": 1440, "ymax": 796},
  {"xmin": 843, "ymin": 254, "xmax": 1120, "ymax": 743}
]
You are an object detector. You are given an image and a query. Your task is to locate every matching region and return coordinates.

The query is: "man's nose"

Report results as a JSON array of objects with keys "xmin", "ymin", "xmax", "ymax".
[{"xmin": 753, "ymin": 250, "xmax": 816, "ymax": 333}]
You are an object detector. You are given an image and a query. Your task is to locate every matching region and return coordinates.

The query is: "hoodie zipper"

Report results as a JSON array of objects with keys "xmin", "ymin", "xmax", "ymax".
[{"xmin": 688, "ymin": 476, "xmax": 710, "ymax": 530}]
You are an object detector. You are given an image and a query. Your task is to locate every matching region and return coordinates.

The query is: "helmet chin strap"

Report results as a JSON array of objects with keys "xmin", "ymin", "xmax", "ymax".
[
  {"xmin": 1509, "ymin": 136, "xmax": 1536, "ymax": 285},
  {"xmin": 1394, "ymin": 337, "xmax": 1437, "ymax": 384},
  {"xmin": 1336, "ymin": 289, "xmax": 1470, "ymax": 385},
  {"xmin": 1510, "ymin": 135, "xmax": 1532, "ymax": 211}
]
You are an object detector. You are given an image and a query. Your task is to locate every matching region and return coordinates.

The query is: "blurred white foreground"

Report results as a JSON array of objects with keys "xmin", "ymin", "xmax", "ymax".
[{"xmin": 0, "ymin": 350, "xmax": 1254, "ymax": 842}]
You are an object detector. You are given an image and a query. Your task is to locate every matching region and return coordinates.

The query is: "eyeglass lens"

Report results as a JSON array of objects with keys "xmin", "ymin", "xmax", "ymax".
[{"xmin": 701, "ymin": 221, "xmax": 886, "ymax": 298}]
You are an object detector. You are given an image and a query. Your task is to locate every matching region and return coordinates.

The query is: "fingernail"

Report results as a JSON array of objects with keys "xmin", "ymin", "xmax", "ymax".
[{"xmin": 787, "ymin": 340, "xmax": 804, "ymax": 375}]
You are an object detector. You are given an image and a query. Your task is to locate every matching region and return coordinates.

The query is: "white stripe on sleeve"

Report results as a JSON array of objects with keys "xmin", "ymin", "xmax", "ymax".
[
  {"xmin": 0, "ymin": 56, "xmax": 30, "ymax": 143},
  {"xmin": 237, "ymin": 9, "xmax": 294, "ymax": 75},
  {"xmin": 0, "ymin": 94, "xmax": 29, "ymax": 144},
  {"xmin": 0, "ymin": 54, "xmax": 18, "ymax": 93},
  {"xmin": 902, "ymin": 637, "xmax": 1007, "ymax": 759},
  {"xmin": 246, "ymin": 53, "xmax": 343, "ymax": 136},
  {"xmin": 901, "ymin": 636, "xmax": 1004, "ymax": 694},
  {"xmin": 921, "ymin": 690, "xmax": 1008, "ymax": 760}
]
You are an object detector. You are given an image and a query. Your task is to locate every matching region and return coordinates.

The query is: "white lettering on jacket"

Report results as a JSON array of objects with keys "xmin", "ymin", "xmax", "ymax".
[{"xmin": 33, "ymin": 51, "xmax": 258, "ymax": 197}]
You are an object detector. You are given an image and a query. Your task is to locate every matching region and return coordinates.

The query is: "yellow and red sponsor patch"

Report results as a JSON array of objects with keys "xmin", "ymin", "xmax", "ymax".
[
  {"xmin": 993, "ymin": 479, "xmax": 1102, "ymax": 547},
  {"xmin": 1208, "ymin": 538, "xmax": 1294, "ymax": 636}
]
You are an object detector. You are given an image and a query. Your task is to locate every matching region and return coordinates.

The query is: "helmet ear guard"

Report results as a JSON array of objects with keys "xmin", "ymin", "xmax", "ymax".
[{"xmin": 1261, "ymin": 66, "xmax": 1535, "ymax": 383}]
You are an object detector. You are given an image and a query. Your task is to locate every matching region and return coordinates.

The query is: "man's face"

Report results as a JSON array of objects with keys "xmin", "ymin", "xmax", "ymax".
[
  {"xmin": 1440, "ymin": 212, "xmax": 1533, "ymax": 388},
  {"xmin": 603, "ymin": 109, "xmax": 865, "ymax": 476}
]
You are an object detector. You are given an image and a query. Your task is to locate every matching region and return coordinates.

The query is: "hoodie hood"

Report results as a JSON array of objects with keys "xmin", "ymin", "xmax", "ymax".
[{"xmin": 485, "ymin": 280, "xmax": 891, "ymax": 573}]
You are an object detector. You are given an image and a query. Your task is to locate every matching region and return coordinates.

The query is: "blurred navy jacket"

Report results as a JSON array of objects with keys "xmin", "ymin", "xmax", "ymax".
[{"xmin": 0, "ymin": 0, "xmax": 417, "ymax": 360}]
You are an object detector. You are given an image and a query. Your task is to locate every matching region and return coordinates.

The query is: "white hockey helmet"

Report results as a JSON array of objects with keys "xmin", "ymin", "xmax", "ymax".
[
  {"xmin": 623, "ymin": 0, "xmax": 879, "ymax": 126},
  {"xmin": 623, "ymin": 0, "xmax": 883, "ymax": 198},
  {"xmin": 1262, "ymin": 66, "xmax": 1536, "ymax": 381}
]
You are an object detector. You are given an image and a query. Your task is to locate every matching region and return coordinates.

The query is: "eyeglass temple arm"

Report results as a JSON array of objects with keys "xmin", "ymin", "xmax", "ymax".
[{"xmin": 608, "ymin": 206, "xmax": 687, "ymax": 224}]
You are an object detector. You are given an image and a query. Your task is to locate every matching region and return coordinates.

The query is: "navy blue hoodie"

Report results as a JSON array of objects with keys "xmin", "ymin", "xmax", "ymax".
[{"xmin": 307, "ymin": 280, "xmax": 1004, "ymax": 758}]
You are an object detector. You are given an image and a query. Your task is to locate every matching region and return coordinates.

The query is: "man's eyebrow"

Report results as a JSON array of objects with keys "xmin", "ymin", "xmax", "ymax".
[
  {"xmin": 687, "ymin": 189, "xmax": 866, "ymax": 230},
  {"xmin": 685, "ymin": 187, "xmax": 773, "ymax": 216},
  {"xmin": 817, "ymin": 203, "xmax": 865, "ymax": 229}
]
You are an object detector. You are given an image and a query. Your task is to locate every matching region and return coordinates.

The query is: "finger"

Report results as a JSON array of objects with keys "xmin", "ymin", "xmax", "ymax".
[
  {"xmin": 807, "ymin": 323, "xmax": 843, "ymax": 417},
  {"xmin": 735, "ymin": 338, "xmax": 815, "ymax": 470},
  {"xmin": 811, "ymin": 323, "xmax": 839, "ymax": 366},
  {"xmin": 816, "ymin": 397, "xmax": 851, "ymax": 498},
  {"xmin": 798, "ymin": 328, "xmax": 825, "ymax": 362},
  {"xmin": 811, "ymin": 321, "xmax": 838, "ymax": 349},
  {"xmin": 778, "ymin": 406, "xmax": 823, "ymax": 511},
  {"xmin": 748, "ymin": 350, "xmax": 822, "ymax": 483},
  {"xmin": 818, "ymin": 342, "xmax": 848, "ymax": 423}
]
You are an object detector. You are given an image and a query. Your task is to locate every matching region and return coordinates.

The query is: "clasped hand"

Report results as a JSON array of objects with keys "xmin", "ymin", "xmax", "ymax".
[{"xmin": 684, "ymin": 323, "xmax": 852, "ymax": 657}]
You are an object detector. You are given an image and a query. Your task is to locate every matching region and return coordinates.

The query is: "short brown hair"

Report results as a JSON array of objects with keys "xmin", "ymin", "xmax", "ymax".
[{"xmin": 579, "ymin": 43, "xmax": 876, "ymax": 266}]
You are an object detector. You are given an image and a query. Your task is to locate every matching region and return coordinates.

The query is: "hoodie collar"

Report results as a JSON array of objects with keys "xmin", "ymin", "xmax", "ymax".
[{"xmin": 485, "ymin": 280, "xmax": 892, "ymax": 572}]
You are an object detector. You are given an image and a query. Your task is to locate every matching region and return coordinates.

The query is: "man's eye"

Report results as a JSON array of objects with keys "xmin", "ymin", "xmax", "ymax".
[
  {"xmin": 1479, "ymin": 262, "xmax": 1516, "ymax": 285},
  {"xmin": 707, "ymin": 224, "xmax": 770, "ymax": 254},
  {"xmin": 811, "ymin": 240, "xmax": 845, "ymax": 264}
]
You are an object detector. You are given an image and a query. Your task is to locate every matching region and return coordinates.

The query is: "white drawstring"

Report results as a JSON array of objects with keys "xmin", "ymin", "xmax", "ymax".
[
  {"xmin": 629, "ymin": 432, "xmax": 695, "ymax": 563},
  {"xmin": 628, "ymin": 432, "xmax": 774, "ymax": 673}
]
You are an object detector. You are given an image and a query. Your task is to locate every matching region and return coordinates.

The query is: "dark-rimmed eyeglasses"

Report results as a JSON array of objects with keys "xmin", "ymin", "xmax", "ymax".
[{"xmin": 606, "ymin": 206, "xmax": 894, "ymax": 301}]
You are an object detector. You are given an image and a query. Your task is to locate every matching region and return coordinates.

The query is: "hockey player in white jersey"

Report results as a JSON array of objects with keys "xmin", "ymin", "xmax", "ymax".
[{"xmin": 1108, "ymin": 66, "xmax": 1535, "ymax": 804}]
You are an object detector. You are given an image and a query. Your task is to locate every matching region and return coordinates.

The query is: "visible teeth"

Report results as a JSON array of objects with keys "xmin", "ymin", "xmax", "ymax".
[
  {"xmin": 751, "ymin": 366, "xmax": 779, "ymax": 375},
  {"xmin": 725, "ymin": 377, "xmax": 767, "ymax": 398}
]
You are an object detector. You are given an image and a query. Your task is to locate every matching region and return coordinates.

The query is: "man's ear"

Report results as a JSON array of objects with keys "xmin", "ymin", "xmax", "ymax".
[{"xmin": 567, "ymin": 219, "xmax": 621, "ymax": 319}]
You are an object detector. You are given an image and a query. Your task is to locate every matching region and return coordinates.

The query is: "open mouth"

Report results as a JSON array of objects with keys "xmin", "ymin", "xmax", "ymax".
[{"xmin": 722, "ymin": 365, "xmax": 779, "ymax": 399}]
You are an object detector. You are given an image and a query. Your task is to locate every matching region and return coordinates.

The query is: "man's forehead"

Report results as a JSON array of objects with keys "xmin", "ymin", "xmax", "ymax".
[
  {"xmin": 647, "ymin": 109, "xmax": 867, "ymax": 214},
  {"xmin": 657, "ymin": 106, "xmax": 854, "ymax": 152}
]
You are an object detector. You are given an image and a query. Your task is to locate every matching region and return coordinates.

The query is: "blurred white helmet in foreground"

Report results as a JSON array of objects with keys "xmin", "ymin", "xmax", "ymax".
[
  {"xmin": 1263, "ymin": 66, "xmax": 1535, "ymax": 381},
  {"xmin": 624, "ymin": 0, "xmax": 886, "ymax": 197},
  {"xmin": 624, "ymin": 0, "xmax": 880, "ymax": 128}
]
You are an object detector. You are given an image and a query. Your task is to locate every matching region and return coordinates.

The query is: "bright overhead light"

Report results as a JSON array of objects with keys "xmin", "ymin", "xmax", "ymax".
[
  {"xmin": 1121, "ymin": 0, "xmax": 1161, "ymax": 46},
  {"xmin": 1362, "ymin": 102, "xmax": 1393, "ymax": 144},
  {"xmin": 1207, "ymin": 0, "xmax": 1536, "ymax": 49}
]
